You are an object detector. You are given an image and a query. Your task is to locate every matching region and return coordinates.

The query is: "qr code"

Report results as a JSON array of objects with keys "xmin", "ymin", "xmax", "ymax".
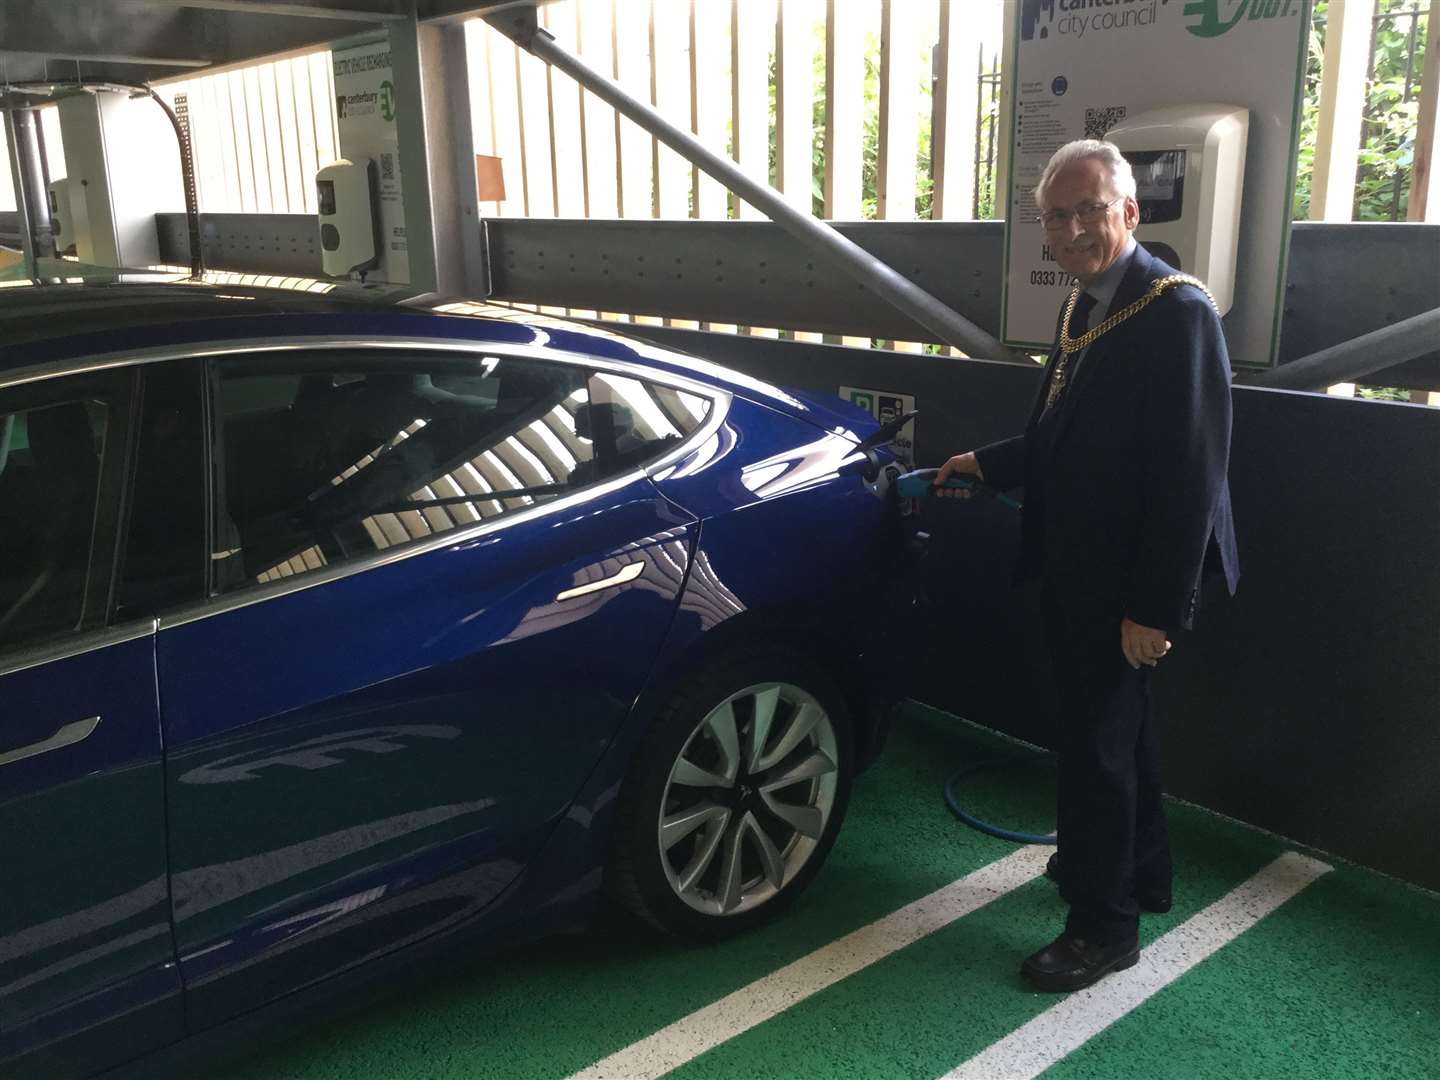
[
  {"xmin": 1084, "ymin": 106, "xmax": 1127, "ymax": 140},
  {"xmin": 381, "ymin": 152, "xmax": 395, "ymax": 181}
]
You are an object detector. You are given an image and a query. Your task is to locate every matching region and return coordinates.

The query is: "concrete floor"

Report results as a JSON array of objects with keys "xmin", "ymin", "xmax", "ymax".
[{"xmin": 202, "ymin": 704, "xmax": 1440, "ymax": 1080}]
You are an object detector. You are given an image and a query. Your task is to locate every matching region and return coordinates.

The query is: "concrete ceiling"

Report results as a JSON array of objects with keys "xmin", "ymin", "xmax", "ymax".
[{"xmin": 0, "ymin": 0, "xmax": 536, "ymax": 89}]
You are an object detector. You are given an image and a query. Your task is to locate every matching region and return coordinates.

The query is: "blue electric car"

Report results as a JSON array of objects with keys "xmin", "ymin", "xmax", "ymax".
[{"xmin": 0, "ymin": 275, "xmax": 905, "ymax": 1077}]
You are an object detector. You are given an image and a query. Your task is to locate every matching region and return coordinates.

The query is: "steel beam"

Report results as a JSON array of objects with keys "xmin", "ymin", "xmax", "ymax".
[
  {"xmin": 386, "ymin": 15, "xmax": 440, "ymax": 293},
  {"xmin": 480, "ymin": 5, "xmax": 1030, "ymax": 364},
  {"xmin": 1253, "ymin": 307, "xmax": 1440, "ymax": 391},
  {"xmin": 2, "ymin": 108, "xmax": 47, "ymax": 275},
  {"xmin": 6, "ymin": 109, "xmax": 54, "ymax": 261},
  {"xmin": 0, "ymin": 4, "xmax": 218, "ymax": 68},
  {"xmin": 0, "ymin": 1, "xmax": 378, "ymax": 84},
  {"xmin": 419, "ymin": 0, "xmax": 561, "ymax": 22},
  {"xmin": 153, "ymin": 0, "xmax": 409, "ymax": 20},
  {"xmin": 0, "ymin": 48, "xmax": 211, "ymax": 69}
]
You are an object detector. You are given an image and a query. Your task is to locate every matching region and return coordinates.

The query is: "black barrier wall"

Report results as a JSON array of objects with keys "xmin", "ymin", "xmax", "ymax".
[{"xmin": 613, "ymin": 325, "xmax": 1440, "ymax": 893}]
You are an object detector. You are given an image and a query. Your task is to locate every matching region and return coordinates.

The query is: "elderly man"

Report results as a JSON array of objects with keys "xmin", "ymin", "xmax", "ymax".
[{"xmin": 936, "ymin": 139, "xmax": 1239, "ymax": 991}]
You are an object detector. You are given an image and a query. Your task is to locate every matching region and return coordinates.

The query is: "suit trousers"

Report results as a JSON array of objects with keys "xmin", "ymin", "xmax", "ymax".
[{"xmin": 1043, "ymin": 592, "xmax": 1172, "ymax": 945}]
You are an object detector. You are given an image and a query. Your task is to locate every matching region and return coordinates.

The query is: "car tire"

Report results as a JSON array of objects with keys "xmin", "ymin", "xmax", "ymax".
[{"xmin": 606, "ymin": 649, "xmax": 855, "ymax": 941}]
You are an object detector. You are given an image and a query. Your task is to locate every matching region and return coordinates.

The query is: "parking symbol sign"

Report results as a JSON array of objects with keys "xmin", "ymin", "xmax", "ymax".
[{"xmin": 838, "ymin": 385, "xmax": 917, "ymax": 467}]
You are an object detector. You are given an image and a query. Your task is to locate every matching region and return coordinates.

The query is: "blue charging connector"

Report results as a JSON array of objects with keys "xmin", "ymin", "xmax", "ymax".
[
  {"xmin": 895, "ymin": 467, "xmax": 1023, "ymax": 511},
  {"xmin": 897, "ymin": 465, "xmax": 1054, "ymax": 846}
]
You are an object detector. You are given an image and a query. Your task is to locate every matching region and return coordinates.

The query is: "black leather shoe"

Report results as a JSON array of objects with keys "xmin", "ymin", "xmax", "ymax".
[
  {"xmin": 1021, "ymin": 932, "xmax": 1140, "ymax": 992},
  {"xmin": 1044, "ymin": 853, "xmax": 1172, "ymax": 914}
]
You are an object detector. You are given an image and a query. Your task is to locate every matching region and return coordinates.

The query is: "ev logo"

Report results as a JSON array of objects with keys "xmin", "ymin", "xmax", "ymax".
[
  {"xmin": 1052, "ymin": 75, "xmax": 1069, "ymax": 96},
  {"xmin": 1183, "ymin": 0, "xmax": 1303, "ymax": 38},
  {"xmin": 380, "ymin": 79, "xmax": 396, "ymax": 122}
]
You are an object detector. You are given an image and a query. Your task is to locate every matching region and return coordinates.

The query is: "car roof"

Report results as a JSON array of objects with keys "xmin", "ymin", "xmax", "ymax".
[
  {"xmin": 0, "ymin": 272, "xmax": 426, "ymax": 347},
  {"xmin": 0, "ymin": 273, "xmax": 812, "ymax": 415}
]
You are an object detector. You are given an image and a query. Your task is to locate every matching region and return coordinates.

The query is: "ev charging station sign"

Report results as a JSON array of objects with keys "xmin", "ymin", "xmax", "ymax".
[
  {"xmin": 1001, "ymin": 0, "xmax": 1312, "ymax": 367},
  {"xmin": 332, "ymin": 39, "xmax": 409, "ymax": 284},
  {"xmin": 840, "ymin": 387, "xmax": 916, "ymax": 467}
]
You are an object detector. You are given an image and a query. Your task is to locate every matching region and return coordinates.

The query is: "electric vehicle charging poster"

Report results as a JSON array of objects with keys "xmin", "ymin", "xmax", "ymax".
[
  {"xmin": 333, "ymin": 39, "xmax": 409, "ymax": 284},
  {"xmin": 840, "ymin": 387, "xmax": 916, "ymax": 467},
  {"xmin": 1001, "ymin": 0, "xmax": 1312, "ymax": 368}
]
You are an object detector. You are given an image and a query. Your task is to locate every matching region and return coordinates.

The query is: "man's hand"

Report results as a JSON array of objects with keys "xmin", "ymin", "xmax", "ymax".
[
  {"xmin": 933, "ymin": 452, "xmax": 985, "ymax": 499},
  {"xmin": 1121, "ymin": 617, "xmax": 1171, "ymax": 669}
]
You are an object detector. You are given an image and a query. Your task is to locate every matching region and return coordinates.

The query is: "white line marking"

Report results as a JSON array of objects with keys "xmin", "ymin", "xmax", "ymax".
[
  {"xmin": 567, "ymin": 845, "xmax": 1051, "ymax": 1080},
  {"xmin": 941, "ymin": 850, "xmax": 1333, "ymax": 1080}
]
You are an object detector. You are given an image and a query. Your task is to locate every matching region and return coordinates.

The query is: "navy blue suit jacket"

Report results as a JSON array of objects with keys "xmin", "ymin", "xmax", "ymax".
[{"xmin": 975, "ymin": 243, "xmax": 1240, "ymax": 632}]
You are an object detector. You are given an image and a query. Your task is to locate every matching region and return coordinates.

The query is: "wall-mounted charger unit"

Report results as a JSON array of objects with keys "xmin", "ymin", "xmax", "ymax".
[
  {"xmin": 47, "ymin": 178, "xmax": 80, "ymax": 254},
  {"xmin": 1108, "ymin": 104, "xmax": 1250, "ymax": 316},
  {"xmin": 316, "ymin": 158, "xmax": 380, "ymax": 277}
]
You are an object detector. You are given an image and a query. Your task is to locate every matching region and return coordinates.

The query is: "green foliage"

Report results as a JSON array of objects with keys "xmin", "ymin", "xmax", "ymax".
[
  {"xmin": 976, "ymin": 76, "xmax": 1001, "ymax": 220},
  {"xmin": 861, "ymin": 32, "xmax": 940, "ymax": 220},
  {"xmin": 810, "ymin": 19, "xmax": 827, "ymax": 217},
  {"xmin": 803, "ymin": 25, "xmax": 956, "ymax": 220},
  {"xmin": 1293, "ymin": 1, "xmax": 1430, "ymax": 221},
  {"xmin": 1357, "ymin": 385, "xmax": 1413, "ymax": 401},
  {"xmin": 781, "ymin": 1, "xmax": 1429, "ymax": 227},
  {"xmin": 1292, "ymin": 2, "xmax": 1326, "ymax": 218},
  {"xmin": 1353, "ymin": 3, "xmax": 1428, "ymax": 220},
  {"xmin": 916, "ymin": 74, "xmax": 935, "ymax": 220},
  {"xmin": 796, "ymin": 20, "xmax": 999, "ymax": 221},
  {"xmin": 813, "ymin": 41, "xmax": 827, "ymax": 217},
  {"xmin": 861, "ymin": 32, "xmax": 881, "ymax": 219}
]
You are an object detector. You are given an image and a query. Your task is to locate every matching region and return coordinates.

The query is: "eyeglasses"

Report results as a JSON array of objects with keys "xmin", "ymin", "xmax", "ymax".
[{"xmin": 1035, "ymin": 196, "xmax": 1123, "ymax": 230}]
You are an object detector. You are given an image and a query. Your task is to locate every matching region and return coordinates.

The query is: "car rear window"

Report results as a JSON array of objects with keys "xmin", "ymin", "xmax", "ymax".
[{"xmin": 209, "ymin": 351, "xmax": 710, "ymax": 593}]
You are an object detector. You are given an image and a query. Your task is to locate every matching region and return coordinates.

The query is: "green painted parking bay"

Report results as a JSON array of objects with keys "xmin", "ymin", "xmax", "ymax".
[{"xmin": 208, "ymin": 706, "xmax": 1440, "ymax": 1080}]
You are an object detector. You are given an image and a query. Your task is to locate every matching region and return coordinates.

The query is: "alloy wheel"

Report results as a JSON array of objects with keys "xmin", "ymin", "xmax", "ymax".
[{"xmin": 657, "ymin": 681, "xmax": 840, "ymax": 916}]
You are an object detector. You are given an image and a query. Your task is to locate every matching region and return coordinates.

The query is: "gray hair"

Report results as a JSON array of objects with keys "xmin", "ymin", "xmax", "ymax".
[{"xmin": 1034, "ymin": 140, "xmax": 1137, "ymax": 206}]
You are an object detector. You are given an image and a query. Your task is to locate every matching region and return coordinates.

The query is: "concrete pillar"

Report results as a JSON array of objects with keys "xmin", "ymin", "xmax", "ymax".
[{"xmin": 415, "ymin": 20, "xmax": 487, "ymax": 298}]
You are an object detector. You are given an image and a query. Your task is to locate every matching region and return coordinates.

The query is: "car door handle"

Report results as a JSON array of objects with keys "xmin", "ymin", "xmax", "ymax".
[
  {"xmin": 555, "ymin": 560, "xmax": 645, "ymax": 601},
  {"xmin": 0, "ymin": 716, "xmax": 102, "ymax": 768}
]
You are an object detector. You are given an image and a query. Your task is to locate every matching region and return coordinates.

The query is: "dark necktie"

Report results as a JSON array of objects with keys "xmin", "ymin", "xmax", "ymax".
[{"xmin": 1043, "ymin": 291, "xmax": 1098, "ymax": 415}]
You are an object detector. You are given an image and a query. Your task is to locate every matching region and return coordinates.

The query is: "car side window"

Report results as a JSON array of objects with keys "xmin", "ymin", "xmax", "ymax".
[
  {"xmin": 0, "ymin": 372, "xmax": 132, "ymax": 655},
  {"xmin": 579, "ymin": 373, "xmax": 711, "ymax": 483},
  {"xmin": 210, "ymin": 352, "xmax": 601, "ymax": 592}
]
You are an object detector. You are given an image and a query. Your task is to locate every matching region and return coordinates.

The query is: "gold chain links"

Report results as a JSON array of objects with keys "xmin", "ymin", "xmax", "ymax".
[
  {"xmin": 1043, "ymin": 274, "xmax": 1218, "ymax": 414},
  {"xmin": 1060, "ymin": 274, "xmax": 1217, "ymax": 355}
]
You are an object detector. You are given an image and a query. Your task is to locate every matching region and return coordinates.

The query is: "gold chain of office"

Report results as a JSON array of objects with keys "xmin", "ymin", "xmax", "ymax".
[{"xmin": 1059, "ymin": 273, "xmax": 1218, "ymax": 356}]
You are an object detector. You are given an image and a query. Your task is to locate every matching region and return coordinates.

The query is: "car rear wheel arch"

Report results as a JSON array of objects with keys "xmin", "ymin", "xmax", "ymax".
[
  {"xmin": 633, "ymin": 615, "xmax": 886, "ymax": 770},
  {"xmin": 604, "ymin": 641, "xmax": 856, "ymax": 939}
]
